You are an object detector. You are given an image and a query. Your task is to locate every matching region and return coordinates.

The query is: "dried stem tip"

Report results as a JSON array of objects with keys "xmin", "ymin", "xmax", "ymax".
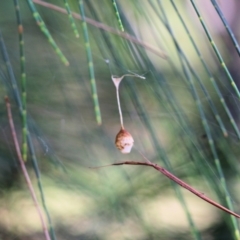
[{"xmin": 115, "ymin": 128, "xmax": 134, "ymax": 154}]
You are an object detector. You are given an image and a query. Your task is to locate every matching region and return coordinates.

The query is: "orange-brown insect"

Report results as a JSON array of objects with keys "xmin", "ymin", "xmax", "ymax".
[{"xmin": 115, "ymin": 128, "xmax": 134, "ymax": 154}]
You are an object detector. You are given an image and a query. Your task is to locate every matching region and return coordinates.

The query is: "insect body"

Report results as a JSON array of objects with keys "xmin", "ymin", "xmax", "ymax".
[{"xmin": 115, "ymin": 128, "xmax": 134, "ymax": 154}]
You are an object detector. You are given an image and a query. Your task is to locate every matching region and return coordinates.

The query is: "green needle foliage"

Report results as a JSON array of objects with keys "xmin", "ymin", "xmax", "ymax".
[
  {"xmin": 210, "ymin": 0, "xmax": 240, "ymax": 57},
  {"xmin": 13, "ymin": 0, "xmax": 28, "ymax": 162},
  {"xmin": 189, "ymin": 0, "xmax": 240, "ymax": 100},
  {"xmin": 26, "ymin": 0, "xmax": 69, "ymax": 66},
  {"xmin": 1, "ymin": 1, "xmax": 240, "ymax": 240},
  {"xmin": 112, "ymin": 0, "xmax": 125, "ymax": 31},
  {"xmin": 170, "ymin": 0, "xmax": 240, "ymax": 139},
  {"xmin": 63, "ymin": 0, "xmax": 80, "ymax": 38},
  {"xmin": 154, "ymin": 6, "xmax": 239, "ymax": 236},
  {"xmin": 0, "ymin": 31, "xmax": 56, "ymax": 240},
  {"xmin": 78, "ymin": 0, "xmax": 102, "ymax": 125}
]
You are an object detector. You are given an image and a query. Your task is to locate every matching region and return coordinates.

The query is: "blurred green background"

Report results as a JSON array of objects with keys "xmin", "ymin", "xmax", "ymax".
[{"xmin": 0, "ymin": 0, "xmax": 240, "ymax": 239}]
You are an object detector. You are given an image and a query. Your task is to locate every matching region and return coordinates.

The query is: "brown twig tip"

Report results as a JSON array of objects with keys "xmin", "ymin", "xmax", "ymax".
[{"xmin": 89, "ymin": 164, "xmax": 114, "ymax": 169}]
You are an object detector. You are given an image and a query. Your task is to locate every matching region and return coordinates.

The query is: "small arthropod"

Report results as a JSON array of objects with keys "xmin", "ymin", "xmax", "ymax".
[
  {"xmin": 115, "ymin": 128, "xmax": 134, "ymax": 154},
  {"xmin": 112, "ymin": 74, "xmax": 144, "ymax": 153}
]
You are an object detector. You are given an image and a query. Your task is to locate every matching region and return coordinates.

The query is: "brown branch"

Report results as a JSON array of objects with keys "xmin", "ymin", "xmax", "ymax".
[
  {"xmin": 5, "ymin": 97, "xmax": 51, "ymax": 240},
  {"xmin": 32, "ymin": 0, "xmax": 167, "ymax": 59},
  {"xmin": 92, "ymin": 160, "xmax": 240, "ymax": 218}
]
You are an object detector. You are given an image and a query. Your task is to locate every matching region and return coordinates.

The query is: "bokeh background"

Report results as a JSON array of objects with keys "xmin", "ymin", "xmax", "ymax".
[{"xmin": 1, "ymin": 0, "xmax": 240, "ymax": 239}]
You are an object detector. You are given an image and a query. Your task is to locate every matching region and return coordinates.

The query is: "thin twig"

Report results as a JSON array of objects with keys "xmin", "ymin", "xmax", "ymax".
[
  {"xmin": 91, "ymin": 160, "xmax": 240, "ymax": 218},
  {"xmin": 32, "ymin": 0, "xmax": 167, "ymax": 59},
  {"xmin": 5, "ymin": 96, "xmax": 51, "ymax": 240}
]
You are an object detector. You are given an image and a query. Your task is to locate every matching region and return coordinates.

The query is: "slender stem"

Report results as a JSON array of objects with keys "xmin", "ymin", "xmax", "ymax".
[
  {"xmin": 13, "ymin": 0, "xmax": 28, "ymax": 162},
  {"xmin": 26, "ymin": 0, "xmax": 69, "ymax": 66},
  {"xmin": 0, "ymin": 31, "xmax": 22, "ymax": 110},
  {"xmin": 5, "ymin": 97, "xmax": 51, "ymax": 240},
  {"xmin": 78, "ymin": 0, "xmax": 102, "ymax": 125},
  {"xmin": 63, "ymin": 0, "xmax": 79, "ymax": 38},
  {"xmin": 116, "ymin": 85, "xmax": 124, "ymax": 129},
  {"xmin": 112, "ymin": 0, "xmax": 124, "ymax": 31},
  {"xmin": 112, "ymin": 74, "xmax": 145, "ymax": 129},
  {"xmin": 112, "ymin": 75, "xmax": 125, "ymax": 129},
  {"xmin": 210, "ymin": 0, "xmax": 240, "ymax": 57}
]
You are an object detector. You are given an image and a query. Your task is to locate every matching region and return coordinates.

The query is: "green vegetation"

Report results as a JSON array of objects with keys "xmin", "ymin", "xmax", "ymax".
[{"xmin": 0, "ymin": 1, "xmax": 240, "ymax": 239}]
